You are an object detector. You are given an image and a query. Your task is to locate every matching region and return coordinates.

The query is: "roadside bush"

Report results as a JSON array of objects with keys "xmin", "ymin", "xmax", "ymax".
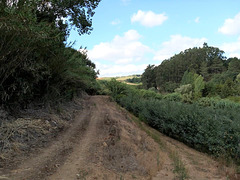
[
  {"xmin": 227, "ymin": 96, "xmax": 240, "ymax": 103},
  {"xmin": 108, "ymin": 84, "xmax": 240, "ymax": 163},
  {"xmin": 197, "ymin": 97, "xmax": 240, "ymax": 110},
  {"xmin": 0, "ymin": 1, "xmax": 99, "ymax": 107},
  {"xmin": 138, "ymin": 89, "xmax": 163, "ymax": 100},
  {"xmin": 163, "ymin": 93, "xmax": 182, "ymax": 102},
  {"xmin": 96, "ymin": 80, "xmax": 111, "ymax": 95},
  {"xmin": 105, "ymin": 79, "xmax": 127, "ymax": 101}
]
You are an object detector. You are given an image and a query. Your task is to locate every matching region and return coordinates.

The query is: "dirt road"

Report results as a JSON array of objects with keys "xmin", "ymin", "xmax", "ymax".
[{"xmin": 0, "ymin": 96, "xmax": 235, "ymax": 179}]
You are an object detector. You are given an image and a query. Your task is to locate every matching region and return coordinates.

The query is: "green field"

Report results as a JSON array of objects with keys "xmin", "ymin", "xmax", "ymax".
[{"xmin": 98, "ymin": 75, "xmax": 142, "ymax": 85}]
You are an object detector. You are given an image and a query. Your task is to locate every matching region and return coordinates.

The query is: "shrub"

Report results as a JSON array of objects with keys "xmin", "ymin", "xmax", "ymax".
[
  {"xmin": 105, "ymin": 79, "xmax": 127, "ymax": 101},
  {"xmin": 175, "ymin": 84, "xmax": 192, "ymax": 94},
  {"xmin": 163, "ymin": 93, "xmax": 182, "ymax": 102},
  {"xmin": 107, "ymin": 83, "xmax": 240, "ymax": 163},
  {"xmin": 0, "ymin": 2, "xmax": 99, "ymax": 107}
]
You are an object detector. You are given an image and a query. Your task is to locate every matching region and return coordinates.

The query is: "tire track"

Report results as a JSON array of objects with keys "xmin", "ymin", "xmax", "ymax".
[
  {"xmin": 3, "ymin": 98, "xmax": 93, "ymax": 180},
  {"xmin": 48, "ymin": 96, "xmax": 104, "ymax": 179}
]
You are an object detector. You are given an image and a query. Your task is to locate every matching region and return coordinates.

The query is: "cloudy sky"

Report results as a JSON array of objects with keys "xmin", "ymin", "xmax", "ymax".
[{"xmin": 68, "ymin": 0, "xmax": 240, "ymax": 77}]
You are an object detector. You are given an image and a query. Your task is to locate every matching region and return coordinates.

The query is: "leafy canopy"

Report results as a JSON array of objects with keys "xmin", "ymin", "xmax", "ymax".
[{"xmin": 1, "ymin": 0, "xmax": 101, "ymax": 37}]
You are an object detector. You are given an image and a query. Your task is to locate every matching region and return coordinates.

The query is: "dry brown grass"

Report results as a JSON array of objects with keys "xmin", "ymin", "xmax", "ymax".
[{"xmin": 0, "ymin": 117, "xmax": 68, "ymax": 162}]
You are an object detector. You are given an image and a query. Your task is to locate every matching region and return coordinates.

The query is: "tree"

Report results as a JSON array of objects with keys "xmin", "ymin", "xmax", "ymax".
[
  {"xmin": 1, "ymin": 0, "xmax": 101, "ymax": 37},
  {"xmin": 221, "ymin": 79, "xmax": 235, "ymax": 98},
  {"xmin": 228, "ymin": 57, "xmax": 240, "ymax": 75},
  {"xmin": 142, "ymin": 65, "xmax": 157, "ymax": 89},
  {"xmin": 176, "ymin": 71, "xmax": 205, "ymax": 100},
  {"xmin": 236, "ymin": 73, "xmax": 240, "ymax": 83},
  {"xmin": 208, "ymin": 58, "xmax": 224, "ymax": 74},
  {"xmin": 200, "ymin": 61, "xmax": 209, "ymax": 80},
  {"xmin": 194, "ymin": 75, "xmax": 205, "ymax": 99},
  {"xmin": 203, "ymin": 43, "xmax": 226, "ymax": 64},
  {"xmin": 153, "ymin": 43, "xmax": 227, "ymax": 93},
  {"xmin": 181, "ymin": 71, "xmax": 197, "ymax": 85},
  {"xmin": 0, "ymin": 0, "xmax": 100, "ymax": 106}
]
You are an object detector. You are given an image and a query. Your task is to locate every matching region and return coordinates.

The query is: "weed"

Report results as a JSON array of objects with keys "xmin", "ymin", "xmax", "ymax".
[
  {"xmin": 131, "ymin": 115, "xmax": 165, "ymax": 149},
  {"xmin": 236, "ymin": 166, "xmax": 240, "ymax": 174},
  {"xmin": 56, "ymin": 105, "xmax": 63, "ymax": 113},
  {"xmin": 157, "ymin": 152, "xmax": 160, "ymax": 168},
  {"xmin": 169, "ymin": 151, "xmax": 188, "ymax": 180},
  {"xmin": 115, "ymin": 174, "xmax": 124, "ymax": 180},
  {"xmin": 76, "ymin": 169, "xmax": 88, "ymax": 180},
  {"xmin": 131, "ymin": 174, "xmax": 137, "ymax": 179}
]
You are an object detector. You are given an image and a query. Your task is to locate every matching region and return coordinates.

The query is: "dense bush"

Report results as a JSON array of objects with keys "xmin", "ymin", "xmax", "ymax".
[
  {"xmin": 0, "ymin": 1, "xmax": 100, "ymax": 107},
  {"xmin": 197, "ymin": 97, "xmax": 240, "ymax": 109},
  {"xmin": 107, "ymin": 83, "xmax": 240, "ymax": 163},
  {"xmin": 104, "ymin": 79, "xmax": 127, "ymax": 100},
  {"xmin": 163, "ymin": 92, "xmax": 182, "ymax": 102}
]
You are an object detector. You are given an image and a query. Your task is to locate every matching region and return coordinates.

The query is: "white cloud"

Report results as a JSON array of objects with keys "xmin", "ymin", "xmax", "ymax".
[
  {"xmin": 218, "ymin": 12, "xmax": 240, "ymax": 35},
  {"xmin": 221, "ymin": 37, "xmax": 240, "ymax": 58},
  {"xmin": 131, "ymin": 10, "xmax": 168, "ymax": 27},
  {"xmin": 88, "ymin": 29, "xmax": 151, "ymax": 64},
  {"xmin": 195, "ymin": 17, "xmax": 200, "ymax": 23},
  {"xmin": 87, "ymin": 30, "xmax": 152, "ymax": 77},
  {"xmin": 111, "ymin": 19, "xmax": 121, "ymax": 25},
  {"xmin": 154, "ymin": 35, "xmax": 207, "ymax": 62},
  {"xmin": 96, "ymin": 63, "xmax": 147, "ymax": 77}
]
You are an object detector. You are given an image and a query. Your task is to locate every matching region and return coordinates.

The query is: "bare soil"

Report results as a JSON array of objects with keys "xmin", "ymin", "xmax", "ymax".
[{"xmin": 0, "ymin": 96, "xmax": 237, "ymax": 180}]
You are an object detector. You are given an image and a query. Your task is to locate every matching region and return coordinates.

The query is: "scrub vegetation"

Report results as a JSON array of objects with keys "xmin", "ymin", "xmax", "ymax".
[
  {"xmin": 0, "ymin": 0, "xmax": 101, "ymax": 108},
  {"xmin": 101, "ymin": 44, "xmax": 240, "ymax": 167}
]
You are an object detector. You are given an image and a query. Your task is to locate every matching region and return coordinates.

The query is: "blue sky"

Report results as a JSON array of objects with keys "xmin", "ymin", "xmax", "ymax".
[{"xmin": 68, "ymin": 0, "xmax": 240, "ymax": 77}]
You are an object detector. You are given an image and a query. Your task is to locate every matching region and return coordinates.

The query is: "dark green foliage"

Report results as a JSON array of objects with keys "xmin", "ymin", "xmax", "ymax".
[
  {"xmin": 193, "ymin": 75, "xmax": 205, "ymax": 99},
  {"xmin": 206, "ymin": 78, "xmax": 239, "ymax": 98},
  {"xmin": 95, "ymin": 80, "xmax": 111, "ymax": 95},
  {"xmin": 107, "ymin": 84, "xmax": 240, "ymax": 164},
  {"xmin": 226, "ymin": 57, "xmax": 240, "ymax": 75},
  {"xmin": 163, "ymin": 93, "xmax": 182, "ymax": 102},
  {"xmin": 141, "ymin": 65, "xmax": 157, "ymax": 89},
  {"xmin": 200, "ymin": 61, "xmax": 209, "ymax": 80},
  {"xmin": 139, "ymin": 41, "xmax": 240, "ymax": 164},
  {"xmin": 105, "ymin": 79, "xmax": 127, "ymax": 101},
  {"xmin": 181, "ymin": 71, "xmax": 197, "ymax": 85},
  {"xmin": 125, "ymin": 77, "xmax": 141, "ymax": 84},
  {"xmin": 174, "ymin": 71, "xmax": 205, "ymax": 101},
  {"xmin": 145, "ymin": 43, "xmax": 227, "ymax": 93},
  {"xmin": 221, "ymin": 79, "xmax": 235, "ymax": 98},
  {"xmin": 161, "ymin": 82, "xmax": 179, "ymax": 93},
  {"xmin": 196, "ymin": 97, "xmax": 240, "ymax": 109},
  {"xmin": 142, "ymin": 43, "xmax": 240, "ymax": 99},
  {"xmin": 0, "ymin": 0, "xmax": 100, "ymax": 107},
  {"xmin": 1, "ymin": 0, "xmax": 101, "ymax": 37}
]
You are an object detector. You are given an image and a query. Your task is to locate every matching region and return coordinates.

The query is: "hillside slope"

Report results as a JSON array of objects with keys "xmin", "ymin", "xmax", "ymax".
[{"xmin": 0, "ymin": 96, "xmax": 235, "ymax": 180}]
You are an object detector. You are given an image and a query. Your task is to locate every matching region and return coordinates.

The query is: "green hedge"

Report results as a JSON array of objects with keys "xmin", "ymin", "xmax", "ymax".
[{"xmin": 106, "ymin": 82, "xmax": 240, "ymax": 163}]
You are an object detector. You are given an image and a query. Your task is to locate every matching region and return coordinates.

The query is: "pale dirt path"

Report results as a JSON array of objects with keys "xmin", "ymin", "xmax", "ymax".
[
  {"xmin": 0, "ymin": 96, "xmax": 236, "ymax": 180},
  {"xmin": 47, "ymin": 96, "xmax": 105, "ymax": 180},
  {"xmin": 1, "ymin": 97, "xmax": 94, "ymax": 180}
]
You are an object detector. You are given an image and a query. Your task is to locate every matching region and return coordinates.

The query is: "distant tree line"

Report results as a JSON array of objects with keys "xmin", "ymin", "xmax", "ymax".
[
  {"xmin": 126, "ymin": 77, "xmax": 141, "ymax": 84},
  {"xmin": 142, "ymin": 43, "xmax": 240, "ymax": 99}
]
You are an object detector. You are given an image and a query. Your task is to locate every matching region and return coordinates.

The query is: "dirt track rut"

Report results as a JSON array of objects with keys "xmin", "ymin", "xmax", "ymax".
[
  {"xmin": 48, "ymin": 96, "xmax": 105, "ymax": 180},
  {"xmin": 0, "ymin": 96, "xmax": 234, "ymax": 180}
]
